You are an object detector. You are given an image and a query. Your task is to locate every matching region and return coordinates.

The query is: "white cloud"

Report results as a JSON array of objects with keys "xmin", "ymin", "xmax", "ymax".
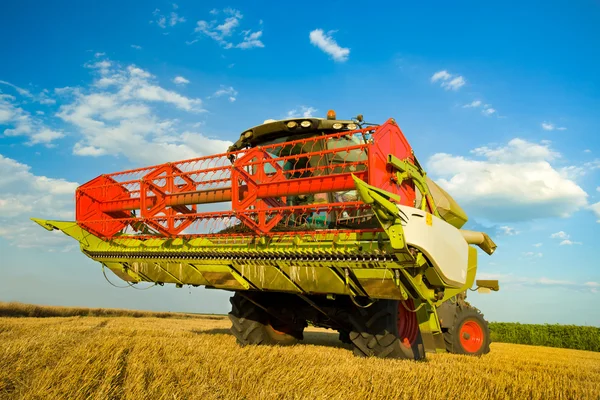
[
  {"xmin": 541, "ymin": 122, "xmax": 553, "ymax": 130},
  {"xmin": 537, "ymin": 277, "xmax": 573, "ymax": 285},
  {"xmin": 309, "ymin": 29, "xmax": 350, "ymax": 62},
  {"xmin": 86, "ymin": 60, "xmax": 111, "ymax": 75},
  {"xmin": 27, "ymin": 128, "xmax": 65, "ymax": 146},
  {"xmin": 94, "ymin": 52, "xmax": 106, "ymax": 58},
  {"xmin": 173, "ymin": 76, "xmax": 190, "ymax": 85},
  {"xmin": 0, "ymin": 87, "xmax": 63, "ymax": 147},
  {"xmin": 216, "ymin": 15, "xmax": 240, "ymax": 36},
  {"xmin": 590, "ymin": 202, "xmax": 600, "ymax": 223},
  {"xmin": 431, "ymin": 70, "xmax": 451, "ymax": 82},
  {"xmin": 0, "ymin": 80, "xmax": 33, "ymax": 98},
  {"xmin": 0, "ymin": 80, "xmax": 55, "ymax": 105},
  {"xmin": 550, "ymin": 231, "xmax": 583, "ymax": 245},
  {"xmin": 559, "ymin": 165, "xmax": 586, "ymax": 180},
  {"xmin": 427, "ymin": 138, "xmax": 588, "ymax": 222},
  {"xmin": 559, "ymin": 239, "xmax": 582, "ymax": 246},
  {"xmin": 152, "ymin": 5, "xmax": 185, "ymax": 29},
  {"xmin": 523, "ymin": 251, "xmax": 543, "ymax": 258},
  {"xmin": 533, "ymin": 243, "xmax": 543, "ymax": 247},
  {"xmin": 584, "ymin": 149, "xmax": 591, "ymax": 153},
  {"xmin": 471, "ymin": 138, "xmax": 559, "ymax": 162},
  {"xmin": 541, "ymin": 121, "xmax": 567, "ymax": 131},
  {"xmin": 194, "ymin": 8, "xmax": 263, "ymax": 50},
  {"xmin": 443, "ymin": 76, "xmax": 465, "ymax": 91},
  {"xmin": 499, "ymin": 226, "xmax": 519, "ymax": 235},
  {"xmin": 0, "ymin": 96, "xmax": 16, "ymax": 122},
  {"xmin": 56, "ymin": 57, "xmax": 231, "ymax": 165},
  {"xmin": 482, "ymin": 107, "xmax": 496, "ymax": 116},
  {"xmin": 236, "ymin": 30, "xmax": 264, "ymax": 49},
  {"xmin": 131, "ymin": 44, "xmax": 142, "ymax": 50},
  {"xmin": 37, "ymin": 92, "xmax": 55, "ymax": 105},
  {"xmin": 170, "ymin": 12, "xmax": 186, "ymax": 26},
  {"xmin": 461, "ymin": 100, "xmax": 498, "ymax": 117},
  {"xmin": 211, "ymin": 85, "xmax": 238, "ymax": 102},
  {"xmin": 86, "ymin": 65, "xmax": 199, "ymax": 111},
  {"xmin": 477, "ymin": 273, "xmax": 598, "ymax": 292},
  {"xmin": 463, "ymin": 100, "xmax": 482, "ymax": 108},
  {"xmin": 430, "ymin": 70, "xmax": 465, "ymax": 90},
  {"xmin": 550, "ymin": 231, "xmax": 569, "ymax": 239},
  {"xmin": 136, "ymin": 86, "xmax": 196, "ymax": 110},
  {"xmin": 585, "ymin": 159, "xmax": 600, "ymax": 171},
  {"xmin": 0, "ymin": 154, "xmax": 79, "ymax": 248},
  {"xmin": 287, "ymin": 106, "xmax": 317, "ymax": 118}
]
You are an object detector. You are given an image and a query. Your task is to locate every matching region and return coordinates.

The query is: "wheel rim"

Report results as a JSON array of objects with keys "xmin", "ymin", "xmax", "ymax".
[
  {"xmin": 269, "ymin": 325, "xmax": 288, "ymax": 336},
  {"xmin": 268, "ymin": 317, "xmax": 292, "ymax": 336},
  {"xmin": 459, "ymin": 319, "xmax": 484, "ymax": 353},
  {"xmin": 397, "ymin": 299, "xmax": 419, "ymax": 348}
]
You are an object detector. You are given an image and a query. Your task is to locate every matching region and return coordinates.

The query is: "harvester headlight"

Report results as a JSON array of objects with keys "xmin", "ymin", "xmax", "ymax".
[
  {"xmin": 347, "ymin": 123, "xmax": 357, "ymax": 130},
  {"xmin": 300, "ymin": 120, "xmax": 311, "ymax": 128},
  {"xmin": 333, "ymin": 123, "xmax": 343, "ymax": 129},
  {"xmin": 286, "ymin": 121, "xmax": 298, "ymax": 128}
]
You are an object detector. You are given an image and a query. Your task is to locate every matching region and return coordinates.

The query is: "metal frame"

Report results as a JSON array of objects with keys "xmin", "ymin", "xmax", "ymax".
[{"xmin": 74, "ymin": 119, "xmax": 415, "ymax": 239}]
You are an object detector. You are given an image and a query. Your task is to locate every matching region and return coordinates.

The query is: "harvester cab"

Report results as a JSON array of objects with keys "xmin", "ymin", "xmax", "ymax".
[
  {"xmin": 227, "ymin": 112, "xmax": 373, "ymax": 230},
  {"xmin": 33, "ymin": 111, "xmax": 499, "ymax": 359}
]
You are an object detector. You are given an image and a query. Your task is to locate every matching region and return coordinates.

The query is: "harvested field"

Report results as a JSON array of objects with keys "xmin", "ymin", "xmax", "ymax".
[{"xmin": 1, "ymin": 313, "xmax": 599, "ymax": 399}]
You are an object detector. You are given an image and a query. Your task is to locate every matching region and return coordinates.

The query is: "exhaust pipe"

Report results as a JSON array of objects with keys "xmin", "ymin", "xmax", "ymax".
[{"xmin": 460, "ymin": 230, "xmax": 497, "ymax": 255}]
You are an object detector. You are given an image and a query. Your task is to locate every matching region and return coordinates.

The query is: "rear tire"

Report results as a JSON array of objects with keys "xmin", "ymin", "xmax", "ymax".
[
  {"xmin": 444, "ymin": 305, "xmax": 490, "ymax": 355},
  {"xmin": 348, "ymin": 299, "xmax": 426, "ymax": 360},
  {"xmin": 228, "ymin": 292, "xmax": 300, "ymax": 346}
]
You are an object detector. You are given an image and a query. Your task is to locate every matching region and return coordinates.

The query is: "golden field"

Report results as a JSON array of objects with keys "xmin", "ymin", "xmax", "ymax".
[{"xmin": 1, "ymin": 308, "xmax": 599, "ymax": 399}]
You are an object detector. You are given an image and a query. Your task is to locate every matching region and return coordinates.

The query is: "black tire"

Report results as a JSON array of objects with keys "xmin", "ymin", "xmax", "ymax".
[
  {"xmin": 444, "ymin": 305, "xmax": 491, "ymax": 355},
  {"xmin": 338, "ymin": 330, "xmax": 352, "ymax": 344},
  {"xmin": 228, "ymin": 292, "xmax": 300, "ymax": 346},
  {"xmin": 348, "ymin": 299, "xmax": 426, "ymax": 360}
]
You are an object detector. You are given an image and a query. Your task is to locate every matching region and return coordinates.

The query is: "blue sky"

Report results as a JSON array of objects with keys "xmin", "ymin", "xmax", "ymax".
[{"xmin": 1, "ymin": 1, "xmax": 599, "ymax": 325}]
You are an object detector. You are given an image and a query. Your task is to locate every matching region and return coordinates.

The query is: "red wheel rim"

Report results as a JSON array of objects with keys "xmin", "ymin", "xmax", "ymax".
[
  {"xmin": 270, "ymin": 325, "xmax": 288, "ymax": 336},
  {"xmin": 459, "ymin": 320, "xmax": 484, "ymax": 353},
  {"xmin": 268, "ymin": 317, "xmax": 291, "ymax": 336},
  {"xmin": 397, "ymin": 299, "xmax": 419, "ymax": 348}
]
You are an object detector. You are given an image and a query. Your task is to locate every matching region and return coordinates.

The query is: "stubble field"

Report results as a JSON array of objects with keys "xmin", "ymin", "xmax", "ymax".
[{"xmin": 1, "ymin": 312, "xmax": 599, "ymax": 400}]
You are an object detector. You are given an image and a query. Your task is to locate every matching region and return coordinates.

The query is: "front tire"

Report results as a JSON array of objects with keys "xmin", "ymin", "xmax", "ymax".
[
  {"xmin": 228, "ymin": 292, "xmax": 301, "ymax": 346},
  {"xmin": 444, "ymin": 305, "xmax": 490, "ymax": 355},
  {"xmin": 348, "ymin": 299, "xmax": 425, "ymax": 360}
]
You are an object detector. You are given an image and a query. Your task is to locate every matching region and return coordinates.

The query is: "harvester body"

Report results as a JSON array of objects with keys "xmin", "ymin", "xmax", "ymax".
[{"xmin": 34, "ymin": 114, "xmax": 498, "ymax": 359}]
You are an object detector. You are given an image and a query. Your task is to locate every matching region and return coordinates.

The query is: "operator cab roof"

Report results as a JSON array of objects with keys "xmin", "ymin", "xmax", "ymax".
[{"xmin": 228, "ymin": 114, "xmax": 360, "ymax": 152}]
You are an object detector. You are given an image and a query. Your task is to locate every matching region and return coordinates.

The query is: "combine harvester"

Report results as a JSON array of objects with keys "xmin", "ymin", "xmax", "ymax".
[{"xmin": 33, "ymin": 111, "xmax": 499, "ymax": 359}]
